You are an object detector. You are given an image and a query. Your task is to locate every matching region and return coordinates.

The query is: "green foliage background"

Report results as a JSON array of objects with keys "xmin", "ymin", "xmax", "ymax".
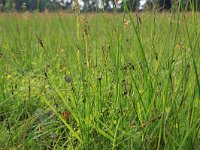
[{"xmin": 1, "ymin": 0, "xmax": 200, "ymax": 12}]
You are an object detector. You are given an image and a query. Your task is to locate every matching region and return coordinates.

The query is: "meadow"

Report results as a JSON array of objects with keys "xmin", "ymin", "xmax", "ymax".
[{"xmin": 0, "ymin": 11, "xmax": 200, "ymax": 149}]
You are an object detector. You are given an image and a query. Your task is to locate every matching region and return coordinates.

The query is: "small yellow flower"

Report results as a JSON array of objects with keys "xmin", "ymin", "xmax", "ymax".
[
  {"xmin": 175, "ymin": 123, "xmax": 179, "ymax": 128},
  {"xmin": 60, "ymin": 49, "xmax": 65, "ymax": 53},
  {"xmin": 6, "ymin": 75, "xmax": 12, "ymax": 79},
  {"xmin": 113, "ymin": 120, "xmax": 117, "ymax": 125},
  {"xmin": 124, "ymin": 19, "xmax": 130, "ymax": 27},
  {"xmin": 45, "ymin": 85, "xmax": 50, "ymax": 89}
]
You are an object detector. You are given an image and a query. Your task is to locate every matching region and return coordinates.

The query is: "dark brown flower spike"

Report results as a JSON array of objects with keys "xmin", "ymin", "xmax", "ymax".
[{"xmin": 35, "ymin": 33, "xmax": 44, "ymax": 48}]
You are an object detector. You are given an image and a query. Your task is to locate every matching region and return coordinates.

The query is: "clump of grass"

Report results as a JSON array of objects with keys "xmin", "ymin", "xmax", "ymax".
[{"xmin": 0, "ymin": 8, "xmax": 199, "ymax": 149}]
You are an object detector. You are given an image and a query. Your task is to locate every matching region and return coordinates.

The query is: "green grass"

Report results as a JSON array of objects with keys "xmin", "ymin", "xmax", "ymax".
[{"xmin": 0, "ymin": 11, "xmax": 199, "ymax": 149}]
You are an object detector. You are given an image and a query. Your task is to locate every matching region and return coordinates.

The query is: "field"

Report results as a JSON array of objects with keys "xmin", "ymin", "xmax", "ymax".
[{"xmin": 0, "ymin": 11, "xmax": 200, "ymax": 149}]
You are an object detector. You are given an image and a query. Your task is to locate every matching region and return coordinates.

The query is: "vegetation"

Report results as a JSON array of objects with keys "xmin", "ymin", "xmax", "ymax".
[
  {"xmin": 2, "ymin": 0, "xmax": 200, "ymax": 12},
  {"xmin": 0, "ymin": 4, "xmax": 200, "ymax": 150}
]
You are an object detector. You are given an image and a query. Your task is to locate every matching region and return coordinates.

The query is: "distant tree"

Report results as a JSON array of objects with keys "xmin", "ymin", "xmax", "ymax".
[
  {"xmin": 154, "ymin": 0, "xmax": 171, "ymax": 10},
  {"xmin": 187, "ymin": 0, "xmax": 200, "ymax": 11},
  {"xmin": 13, "ymin": 0, "xmax": 22, "ymax": 11},
  {"xmin": 5, "ymin": 0, "xmax": 14, "ymax": 11},
  {"xmin": 163, "ymin": 0, "xmax": 171, "ymax": 9},
  {"xmin": 82, "ymin": 0, "xmax": 91, "ymax": 11},
  {"xmin": 45, "ymin": 1, "xmax": 60, "ymax": 11},
  {"xmin": 49, "ymin": 0, "xmax": 71, "ymax": 10},
  {"xmin": 29, "ymin": 0, "xmax": 46, "ymax": 11},
  {"xmin": 1, "ymin": 0, "xmax": 200, "ymax": 12},
  {"xmin": 11, "ymin": 0, "xmax": 57, "ymax": 12},
  {"xmin": 0, "ymin": 0, "xmax": 6, "ymax": 11},
  {"xmin": 127, "ymin": 0, "xmax": 139, "ymax": 11},
  {"xmin": 170, "ymin": 0, "xmax": 200, "ymax": 11},
  {"xmin": 0, "ymin": 0, "xmax": 6, "ymax": 5}
]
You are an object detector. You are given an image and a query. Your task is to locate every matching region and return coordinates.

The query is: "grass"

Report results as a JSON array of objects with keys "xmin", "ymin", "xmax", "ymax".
[{"xmin": 0, "ymin": 11, "xmax": 199, "ymax": 149}]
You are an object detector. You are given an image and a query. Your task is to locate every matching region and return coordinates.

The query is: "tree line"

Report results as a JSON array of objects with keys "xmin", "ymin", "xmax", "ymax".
[{"xmin": 0, "ymin": 0, "xmax": 199, "ymax": 12}]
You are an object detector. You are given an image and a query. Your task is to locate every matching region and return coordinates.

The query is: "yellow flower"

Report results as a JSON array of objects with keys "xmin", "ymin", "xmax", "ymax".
[
  {"xmin": 175, "ymin": 123, "xmax": 179, "ymax": 128},
  {"xmin": 124, "ymin": 19, "xmax": 130, "ymax": 27},
  {"xmin": 6, "ymin": 75, "xmax": 12, "ymax": 79},
  {"xmin": 60, "ymin": 49, "xmax": 65, "ymax": 53},
  {"xmin": 45, "ymin": 85, "xmax": 50, "ymax": 89}
]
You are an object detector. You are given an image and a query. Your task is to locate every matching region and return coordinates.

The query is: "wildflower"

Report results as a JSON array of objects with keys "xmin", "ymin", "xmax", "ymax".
[
  {"xmin": 60, "ymin": 49, "xmax": 65, "ymax": 53},
  {"xmin": 62, "ymin": 67, "xmax": 67, "ymax": 71},
  {"xmin": 61, "ymin": 111, "xmax": 70, "ymax": 122},
  {"xmin": 107, "ymin": 44, "xmax": 110, "ymax": 50},
  {"xmin": 6, "ymin": 75, "xmax": 12, "ymax": 79},
  {"xmin": 175, "ymin": 123, "xmax": 179, "ymax": 128},
  {"xmin": 176, "ymin": 42, "xmax": 183, "ymax": 49},
  {"xmin": 45, "ymin": 85, "xmax": 50, "ymax": 89},
  {"xmin": 124, "ymin": 19, "xmax": 130, "ymax": 27}
]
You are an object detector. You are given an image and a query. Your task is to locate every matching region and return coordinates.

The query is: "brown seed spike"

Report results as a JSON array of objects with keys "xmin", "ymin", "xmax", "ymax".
[
  {"xmin": 35, "ymin": 34, "xmax": 44, "ymax": 48},
  {"xmin": 98, "ymin": 73, "xmax": 102, "ymax": 81},
  {"xmin": 65, "ymin": 75, "xmax": 72, "ymax": 83},
  {"xmin": 136, "ymin": 12, "xmax": 142, "ymax": 25}
]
